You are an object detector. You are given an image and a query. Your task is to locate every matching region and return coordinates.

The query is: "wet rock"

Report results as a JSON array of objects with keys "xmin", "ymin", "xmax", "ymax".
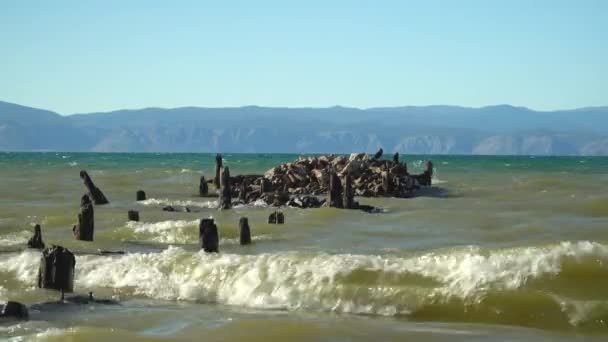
[
  {"xmin": 38, "ymin": 245, "xmax": 75, "ymax": 293},
  {"xmin": 73, "ymin": 194, "xmax": 94, "ymax": 241},
  {"xmin": 27, "ymin": 224, "xmax": 45, "ymax": 249},
  {"xmin": 199, "ymin": 218, "xmax": 219, "ymax": 253},
  {"xmin": 239, "ymin": 217, "xmax": 251, "ymax": 245},
  {"xmin": 80, "ymin": 170, "xmax": 109, "ymax": 205}
]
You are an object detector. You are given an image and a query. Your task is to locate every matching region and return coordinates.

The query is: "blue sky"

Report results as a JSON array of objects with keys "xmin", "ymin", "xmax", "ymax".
[{"xmin": 1, "ymin": 0, "xmax": 606, "ymax": 114}]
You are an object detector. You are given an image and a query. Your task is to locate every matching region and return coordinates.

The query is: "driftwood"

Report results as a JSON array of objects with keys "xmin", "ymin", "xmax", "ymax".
[
  {"xmin": 199, "ymin": 218, "xmax": 219, "ymax": 253},
  {"xmin": 38, "ymin": 245, "xmax": 76, "ymax": 294},
  {"xmin": 73, "ymin": 194, "xmax": 94, "ymax": 241},
  {"xmin": 239, "ymin": 217, "xmax": 251, "ymax": 245},
  {"xmin": 80, "ymin": 170, "xmax": 109, "ymax": 205},
  {"xmin": 27, "ymin": 224, "xmax": 45, "ymax": 249}
]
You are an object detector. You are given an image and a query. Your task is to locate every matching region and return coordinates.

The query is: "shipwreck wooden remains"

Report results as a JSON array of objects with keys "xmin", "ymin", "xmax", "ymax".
[
  {"xmin": 199, "ymin": 218, "xmax": 219, "ymax": 253},
  {"xmin": 128, "ymin": 210, "xmax": 140, "ymax": 222},
  {"xmin": 268, "ymin": 211, "xmax": 285, "ymax": 224},
  {"xmin": 73, "ymin": 194, "xmax": 94, "ymax": 241},
  {"xmin": 328, "ymin": 170, "xmax": 344, "ymax": 208},
  {"xmin": 343, "ymin": 174, "xmax": 356, "ymax": 209},
  {"xmin": 136, "ymin": 190, "xmax": 146, "ymax": 201},
  {"xmin": 27, "ymin": 224, "xmax": 45, "ymax": 249},
  {"xmin": 214, "ymin": 154, "xmax": 223, "ymax": 190},
  {"xmin": 80, "ymin": 170, "xmax": 109, "ymax": 205},
  {"xmin": 239, "ymin": 217, "xmax": 252, "ymax": 245},
  {"xmin": 199, "ymin": 176, "xmax": 208, "ymax": 196},
  {"xmin": 38, "ymin": 245, "xmax": 76, "ymax": 294},
  {"xmin": 220, "ymin": 166, "xmax": 232, "ymax": 210}
]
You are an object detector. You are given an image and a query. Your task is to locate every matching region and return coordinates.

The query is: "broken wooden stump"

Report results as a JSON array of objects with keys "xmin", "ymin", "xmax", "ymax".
[
  {"xmin": 80, "ymin": 170, "xmax": 109, "ymax": 205},
  {"xmin": 393, "ymin": 152, "xmax": 399, "ymax": 163},
  {"xmin": 128, "ymin": 210, "xmax": 140, "ymax": 222},
  {"xmin": 0, "ymin": 301, "xmax": 28, "ymax": 320},
  {"xmin": 268, "ymin": 211, "xmax": 285, "ymax": 224},
  {"xmin": 73, "ymin": 194, "xmax": 94, "ymax": 241},
  {"xmin": 239, "ymin": 217, "xmax": 251, "ymax": 245},
  {"xmin": 27, "ymin": 224, "xmax": 45, "ymax": 249},
  {"xmin": 413, "ymin": 160, "xmax": 433, "ymax": 186},
  {"xmin": 199, "ymin": 176, "xmax": 209, "ymax": 196},
  {"xmin": 199, "ymin": 218, "xmax": 219, "ymax": 253},
  {"xmin": 220, "ymin": 166, "xmax": 232, "ymax": 210},
  {"xmin": 372, "ymin": 148, "xmax": 384, "ymax": 161},
  {"xmin": 136, "ymin": 190, "xmax": 146, "ymax": 201},
  {"xmin": 343, "ymin": 174, "xmax": 356, "ymax": 209},
  {"xmin": 214, "ymin": 154, "xmax": 223, "ymax": 190},
  {"xmin": 38, "ymin": 245, "xmax": 75, "ymax": 294},
  {"xmin": 328, "ymin": 171, "xmax": 344, "ymax": 208}
]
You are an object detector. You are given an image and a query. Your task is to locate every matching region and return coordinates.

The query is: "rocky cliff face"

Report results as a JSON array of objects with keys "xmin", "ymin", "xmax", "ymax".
[{"xmin": 1, "ymin": 101, "xmax": 608, "ymax": 155}]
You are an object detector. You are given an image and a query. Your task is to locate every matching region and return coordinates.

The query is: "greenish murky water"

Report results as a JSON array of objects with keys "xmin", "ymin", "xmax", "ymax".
[{"xmin": 1, "ymin": 152, "xmax": 608, "ymax": 341}]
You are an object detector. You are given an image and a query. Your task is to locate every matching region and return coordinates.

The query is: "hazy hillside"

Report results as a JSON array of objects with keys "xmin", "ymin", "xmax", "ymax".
[{"xmin": 1, "ymin": 101, "xmax": 608, "ymax": 155}]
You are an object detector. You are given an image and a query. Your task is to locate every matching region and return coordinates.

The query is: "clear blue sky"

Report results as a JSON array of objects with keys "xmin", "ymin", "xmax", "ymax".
[{"xmin": 1, "ymin": 0, "xmax": 606, "ymax": 114}]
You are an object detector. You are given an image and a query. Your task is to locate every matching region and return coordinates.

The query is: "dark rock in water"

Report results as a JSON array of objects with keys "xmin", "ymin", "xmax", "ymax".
[
  {"xmin": 239, "ymin": 217, "xmax": 251, "ymax": 245},
  {"xmin": 357, "ymin": 204, "xmax": 383, "ymax": 213},
  {"xmin": 73, "ymin": 194, "xmax": 94, "ymax": 241},
  {"xmin": 372, "ymin": 148, "xmax": 384, "ymax": 161},
  {"xmin": 128, "ymin": 210, "xmax": 139, "ymax": 222},
  {"xmin": 80, "ymin": 170, "xmax": 109, "ymax": 205},
  {"xmin": 199, "ymin": 176, "xmax": 208, "ymax": 196},
  {"xmin": 0, "ymin": 301, "xmax": 28, "ymax": 320},
  {"xmin": 287, "ymin": 195, "xmax": 326, "ymax": 209},
  {"xmin": 136, "ymin": 190, "xmax": 146, "ymax": 201},
  {"xmin": 27, "ymin": 224, "xmax": 45, "ymax": 249},
  {"xmin": 30, "ymin": 292, "xmax": 120, "ymax": 310},
  {"xmin": 199, "ymin": 218, "xmax": 219, "ymax": 253},
  {"xmin": 214, "ymin": 154, "xmax": 223, "ymax": 190},
  {"xmin": 328, "ymin": 171, "xmax": 343, "ymax": 208},
  {"xmin": 162, "ymin": 206, "xmax": 176, "ymax": 212},
  {"xmin": 220, "ymin": 166, "xmax": 232, "ymax": 210},
  {"xmin": 38, "ymin": 245, "xmax": 75, "ymax": 293},
  {"xmin": 268, "ymin": 211, "xmax": 285, "ymax": 224}
]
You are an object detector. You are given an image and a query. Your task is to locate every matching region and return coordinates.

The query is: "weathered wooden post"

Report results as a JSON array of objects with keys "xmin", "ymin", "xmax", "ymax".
[
  {"xmin": 38, "ymin": 245, "xmax": 76, "ymax": 298},
  {"xmin": 393, "ymin": 152, "xmax": 399, "ymax": 163},
  {"xmin": 268, "ymin": 211, "xmax": 285, "ymax": 224},
  {"xmin": 136, "ymin": 190, "xmax": 146, "ymax": 201},
  {"xmin": 199, "ymin": 176, "xmax": 208, "ymax": 196},
  {"xmin": 73, "ymin": 194, "xmax": 94, "ymax": 241},
  {"xmin": 343, "ymin": 174, "xmax": 356, "ymax": 209},
  {"xmin": 220, "ymin": 166, "xmax": 232, "ymax": 209},
  {"xmin": 372, "ymin": 148, "xmax": 384, "ymax": 160},
  {"xmin": 128, "ymin": 210, "xmax": 140, "ymax": 222},
  {"xmin": 199, "ymin": 218, "xmax": 219, "ymax": 253},
  {"xmin": 239, "ymin": 217, "xmax": 251, "ymax": 245},
  {"xmin": 328, "ymin": 170, "xmax": 343, "ymax": 208},
  {"xmin": 27, "ymin": 224, "xmax": 45, "ymax": 249},
  {"xmin": 214, "ymin": 154, "xmax": 223, "ymax": 190},
  {"xmin": 80, "ymin": 170, "xmax": 109, "ymax": 205},
  {"xmin": 0, "ymin": 301, "xmax": 28, "ymax": 320}
]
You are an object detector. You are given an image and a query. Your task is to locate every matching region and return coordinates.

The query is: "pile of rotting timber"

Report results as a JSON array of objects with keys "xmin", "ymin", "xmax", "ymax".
[{"xmin": 224, "ymin": 151, "xmax": 433, "ymax": 209}]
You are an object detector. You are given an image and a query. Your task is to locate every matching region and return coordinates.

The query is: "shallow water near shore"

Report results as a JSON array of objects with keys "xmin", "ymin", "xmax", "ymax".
[{"xmin": 1, "ymin": 152, "xmax": 608, "ymax": 341}]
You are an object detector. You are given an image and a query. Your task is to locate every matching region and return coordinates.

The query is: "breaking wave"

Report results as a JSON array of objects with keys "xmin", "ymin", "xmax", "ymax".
[{"xmin": 139, "ymin": 198, "xmax": 218, "ymax": 209}]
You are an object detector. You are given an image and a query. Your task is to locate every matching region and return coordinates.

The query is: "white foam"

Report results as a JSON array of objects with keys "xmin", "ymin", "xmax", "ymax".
[
  {"xmin": 139, "ymin": 198, "xmax": 218, "ymax": 209},
  {"xmin": 126, "ymin": 220, "xmax": 199, "ymax": 244},
  {"xmin": 1, "ymin": 242, "xmax": 607, "ymax": 317},
  {"xmin": 0, "ymin": 230, "xmax": 30, "ymax": 247}
]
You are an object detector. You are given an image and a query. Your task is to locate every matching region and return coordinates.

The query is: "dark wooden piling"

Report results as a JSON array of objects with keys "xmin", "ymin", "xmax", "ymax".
[
  {"xmin": 199, "ymin": 176, "xmax": 209, "ymax": 196},
  {"xmin": 27, "ymin": 224, "xmax": 45, "ymax": 249},
  {"xmin": 0, "ymin": 301, "xmax": 28, "ymax": 320},
  {"xmin": 239, "ymin": 217, "xmax": 251, "ymax": 245},
  {"xmin": 372, "ymin": 148, "xmax": 384, "ymax": 160},
  {"xmin": 260, "ymin": 177, "xmax": 271, "ymax": 193},
  {"xmin": 328, "ymin": 171, "xmax": 343, "ymax": 208},
  {"xmin": 73, "ymin": 194, "xmax": 94, "ymax": 241},
  {"xmin": 128, "ymin": 210, "xmax": 140, "ymax": 222},
  {"xmin": 268, "ymin": 211, "xmax": 285, "ymax": 224},
  {"xmin": 393, "ymin": 152, "xmax": 399, "ymax": 163},
  {"xmin": 38, "ymin": 245, "xmax": 75, "ymax": 293},
  {"xmin": 136, "ymin": 190, "xmax": 146, "ymax": 201},
  {"xmin": 220, "ymin": 166, "xmax": 232, "ymax": 209},
  {"xmin": 343, "ymin": 174, "xmax": 356, "ymax": 209},
  {"xmin": 80, "ymin": 170, "xmax": 109, "ymax": 205},
  {"xmin": 199, "ymin": 218, "xmax": 219, "ymax": 253},
  {"xmin": 214, "ymin": 154, "xmax": 223, "ymax": 190}
]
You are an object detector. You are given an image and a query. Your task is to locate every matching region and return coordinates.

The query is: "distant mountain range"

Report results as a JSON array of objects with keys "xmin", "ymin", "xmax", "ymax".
[{"xmin": 1, "ymin": 100, "xmax": 608, "ymax": 155}]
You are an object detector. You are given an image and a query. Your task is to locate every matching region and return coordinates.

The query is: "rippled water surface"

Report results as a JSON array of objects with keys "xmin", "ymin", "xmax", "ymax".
[{"xmin": 1, "ymin": 152, "xmax": 608, "ymax": 341}]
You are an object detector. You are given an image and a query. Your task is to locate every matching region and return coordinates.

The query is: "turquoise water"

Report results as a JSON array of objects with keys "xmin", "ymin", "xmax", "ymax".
[{"xmin": 1, "ymin": 152, "xmax": 608, "ymax": 341}]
